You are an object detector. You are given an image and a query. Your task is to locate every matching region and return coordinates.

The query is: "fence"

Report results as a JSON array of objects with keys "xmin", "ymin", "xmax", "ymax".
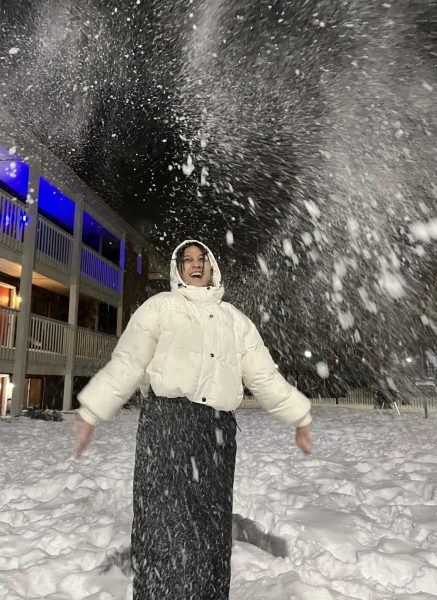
[
  {"xmin": 241, "ymin": 391, "xmax": 437, "ymax": 414},
  {"xmin": 240, "ymin": 395, "xmax": 261, "ymax": 409},
  {"xmin": 308, "ymin": 394, "xmax": 437, "ymax": 414},
  {"xmin": 311, "ymin": 396, "xmax": 374, "ymax": 407}
]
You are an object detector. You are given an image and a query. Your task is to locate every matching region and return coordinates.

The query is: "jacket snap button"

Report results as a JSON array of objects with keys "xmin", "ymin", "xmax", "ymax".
[
  {"xmin": 210, "ymin": 353, "xmax": 214, "ymax": 357},
  {"xmin": 202, "ymin": 397, "xmax": 207, "ymax": 402},
  {"xmin": 209, "ymin": 314, "xmax": 214, "ymax": 318}
]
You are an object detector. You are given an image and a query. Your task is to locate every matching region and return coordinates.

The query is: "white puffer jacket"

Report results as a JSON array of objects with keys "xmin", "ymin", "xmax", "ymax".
[{"xmin": 78, "ymin": 240, "xmax": 311, "ymax": 427}]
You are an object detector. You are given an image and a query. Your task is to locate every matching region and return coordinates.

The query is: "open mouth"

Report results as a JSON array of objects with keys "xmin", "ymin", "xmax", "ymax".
[{"xmin": 190, "ymin": 272, "xmax": 203, "ymax": 279}]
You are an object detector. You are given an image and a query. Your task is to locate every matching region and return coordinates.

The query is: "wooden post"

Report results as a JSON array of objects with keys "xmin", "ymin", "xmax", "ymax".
[
  {"xmin": 63, "ymin": 195, "xmax": 84, "ymax": 411},
  {"xmin": 10, "ymin": 160, "xmax": 40, "ymax": 416}
]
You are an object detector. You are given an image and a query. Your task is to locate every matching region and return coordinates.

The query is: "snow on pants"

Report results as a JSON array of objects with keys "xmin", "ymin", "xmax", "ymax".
[{"xmin": 131, "ymin": 393, "xmax": 237, "ymax": 600}]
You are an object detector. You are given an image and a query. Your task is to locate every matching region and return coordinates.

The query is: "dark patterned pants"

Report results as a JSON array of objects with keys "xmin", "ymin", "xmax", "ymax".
[{"xmin": 131, "ymin": 394, "xmax": 237, "ymax": 600}]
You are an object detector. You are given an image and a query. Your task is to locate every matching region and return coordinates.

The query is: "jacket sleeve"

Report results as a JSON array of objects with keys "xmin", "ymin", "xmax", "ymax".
[
  {"xmin": 240, "ymin": 315, "xmax": 312, "ymax": 426},
  {"xmin": 77, "ymin": 298, "xmax": 160, "ymax": 425}
]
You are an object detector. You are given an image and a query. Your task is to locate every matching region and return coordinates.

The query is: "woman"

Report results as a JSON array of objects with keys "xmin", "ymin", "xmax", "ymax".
[{"xmin": 74, "ymin": 239, "xmax": 312, "ymax": 600}]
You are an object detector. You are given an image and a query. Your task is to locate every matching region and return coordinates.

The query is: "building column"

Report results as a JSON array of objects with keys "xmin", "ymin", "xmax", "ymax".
[
  {"xmin": 1, "ymin": 375, "xmax": 9, "ymax": 417},
  {"xmin": 10, "ymin": 161, "xmax": 41, "ymax": 416},
  {"xmin": 116, "ymin": 234, "xmax": 126, "ymax": 337},
  {"xmin": 116, "ymin": 303, "xmax": 123, "ymax": 337},
  {"xmin": 63, "ymin": 195, "xmax": 84, "ymax": 411}
]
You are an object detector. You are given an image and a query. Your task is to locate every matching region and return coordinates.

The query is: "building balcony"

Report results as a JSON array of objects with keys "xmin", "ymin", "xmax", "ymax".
[
  {"xmin": 0, "ymin": 305, "xmax": 117, "ymax": 376},
  {"xmin": 0, "ymin": 192, "xmax": 123, "ymax": 302}
]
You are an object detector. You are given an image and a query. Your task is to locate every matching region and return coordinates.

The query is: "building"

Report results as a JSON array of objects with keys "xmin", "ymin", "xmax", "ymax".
[{"xmin": 0, "ymin": 112, "xmax": 167, "ymax": 416}]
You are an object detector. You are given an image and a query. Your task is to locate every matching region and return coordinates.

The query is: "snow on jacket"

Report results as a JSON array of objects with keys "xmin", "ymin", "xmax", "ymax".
[{"xmin": 78, "ymin": 240, "xmax": 311, "ymax": 427}]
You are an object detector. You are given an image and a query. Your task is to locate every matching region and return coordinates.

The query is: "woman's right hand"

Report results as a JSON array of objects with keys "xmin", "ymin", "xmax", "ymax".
[
  {"xmin": 72, "ymin": 415, "xmax": 95, "ymax": 458},
  {"xmin": 295, "ymin": 424, "xmax": 312, "ymax": 455}
]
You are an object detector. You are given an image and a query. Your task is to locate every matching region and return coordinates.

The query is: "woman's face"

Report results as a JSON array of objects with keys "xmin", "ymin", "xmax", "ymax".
[{"xmin": 179, "ymin": 245, "xmax": 213, "ymax": 287}]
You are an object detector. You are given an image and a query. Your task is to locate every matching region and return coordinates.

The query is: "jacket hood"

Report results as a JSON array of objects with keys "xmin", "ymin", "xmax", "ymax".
[{"xmin": 170, "ymin": 239, "xmax": 222, "ymax": 289}]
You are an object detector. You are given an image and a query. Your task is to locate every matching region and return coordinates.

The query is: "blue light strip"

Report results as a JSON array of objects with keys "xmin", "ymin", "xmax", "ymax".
[
  {"xmin": 119, "ymin": 239, "xmax": 126, "ymax": 269},
  {"xmin": 0, "ymin": 145, "xmax": 30, "ymax": 198}
]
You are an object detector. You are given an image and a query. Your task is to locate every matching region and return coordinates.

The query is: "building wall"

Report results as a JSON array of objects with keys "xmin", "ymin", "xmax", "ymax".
[
  {"xmin": 122, "ymin": 241, "xmax": 150, "ymax": 329},
  {"xmin": 77, "ymin": 298, "xmax": 98, "ymax": 330},
  {"xmin": 98, "ymin": 302, "xmax": 117, "ymax": 335},
  {"xmin": 31, "ymin": 286, "xmax": 69, "ymax": 322}
]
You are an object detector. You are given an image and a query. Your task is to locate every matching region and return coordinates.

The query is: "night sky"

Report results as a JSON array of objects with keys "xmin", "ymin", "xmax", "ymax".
[
  {"xmin": 1, "ymin": 1, "xmax": 433, "ymax": 250},
  {"xmin": 1, "ymin": 0, "xmax": 436, "ymax": 393}
]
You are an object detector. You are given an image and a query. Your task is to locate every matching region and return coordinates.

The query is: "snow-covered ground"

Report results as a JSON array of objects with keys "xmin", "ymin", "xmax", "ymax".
[{"xmin": 1, "ymin": 406, "xmax": 437, "ymax": 599}]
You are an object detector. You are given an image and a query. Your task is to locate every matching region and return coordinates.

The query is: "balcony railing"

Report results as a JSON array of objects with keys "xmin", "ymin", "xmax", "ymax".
[
  {"xmin": 0, "ymin": 193, "xmax": 26, "ymax": 252},
  {"xmin": 36, "ymin": 215, "xmax": 73, "ymax": 273},
  {"xmin": 28, "ymin": 314, "xmax": 71, "ymax": 366},
  {"xmin": 81, "ymin": 245, "xmax": 122, "ymax": 294},
  {"xmin": 0, "ymin": 306, "xmax": 17, "ymax": 361},
  {"xmin": 76, "ymin": 327, "xmax": 117, "ymax": 367},
  {"xmin": 0, "ymin": 309, "xmax": 118, "ymax": 372}
]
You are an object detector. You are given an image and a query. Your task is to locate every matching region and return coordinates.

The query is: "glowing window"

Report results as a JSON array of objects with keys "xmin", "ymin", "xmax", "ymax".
[
  {"xmin": 38, "ymin": 177, "xmax": 75, "ymax": 233},
  {"xmin": 136, "ymin": 253, "xmax": 142, "ymax": 275}
]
